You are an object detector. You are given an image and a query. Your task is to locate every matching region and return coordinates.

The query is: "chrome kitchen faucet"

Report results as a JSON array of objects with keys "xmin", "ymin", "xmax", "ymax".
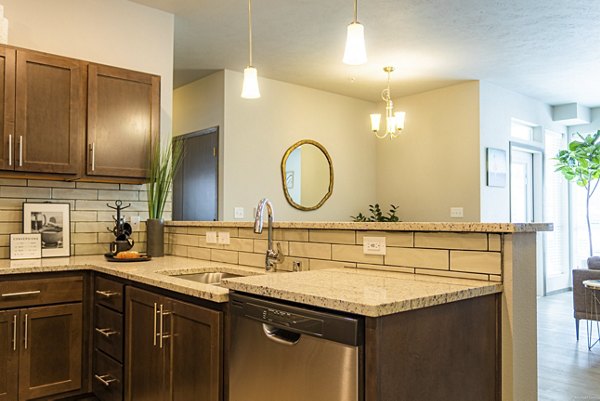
[{"xmin": 254, "ymin": 198, "xmax": 284, "ymax": 272}]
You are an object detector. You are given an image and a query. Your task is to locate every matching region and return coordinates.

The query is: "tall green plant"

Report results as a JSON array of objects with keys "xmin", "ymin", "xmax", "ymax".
[
  {"xmin": 147, "ymin": 140, "xmax": 183, "ymax": 220},
  {"xmin": 555, "ymin": 130, "xmax": 600, "ymax": 256}
]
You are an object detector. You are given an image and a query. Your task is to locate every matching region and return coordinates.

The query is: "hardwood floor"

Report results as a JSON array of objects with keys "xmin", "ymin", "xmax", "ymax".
[{"xmin": 538, "ymin": 291, "xmax": 600, "ymax": 400}]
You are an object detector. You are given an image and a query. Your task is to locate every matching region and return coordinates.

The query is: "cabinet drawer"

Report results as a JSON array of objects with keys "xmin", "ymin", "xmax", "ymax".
[
  {"xmin": 95, "ymin": 276, "xmax": 124, "ymax": 312},
  {"xmin": 0, "ymin": 276, "xmax": 82, "ymax": 309},
  {"xmin": 95, "ymin": 304, "xmax": 123, "ymax": 362},
  {"xmin": 93, "ymin": 349, "xmax": 123, "ymax": 401}
]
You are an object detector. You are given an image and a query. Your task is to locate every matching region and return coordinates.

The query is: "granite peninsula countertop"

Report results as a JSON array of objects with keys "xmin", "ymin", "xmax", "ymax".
[
  {"xmin": 0, "ymin": 255, "xmax": 502, "ymax": 316},
  {"xmin": 166, "ymin": 220, "xmax": 552, "ymax": 233},
  {"xmin": 222, "ymin": 268, "xmax": 502, "ymax": 317}
]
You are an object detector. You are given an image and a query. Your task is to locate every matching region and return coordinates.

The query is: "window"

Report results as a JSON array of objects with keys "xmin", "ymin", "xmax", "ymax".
[{"xmin": 511, "ymin": 121, "xmax": 535, "ymax": 141}]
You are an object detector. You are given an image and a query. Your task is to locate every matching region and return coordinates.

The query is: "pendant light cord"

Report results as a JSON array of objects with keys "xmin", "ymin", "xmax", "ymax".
[
  {"xmin": 248, "ymin": 0, "xmax": 253, "ymax": 67},
  {"xmin": 353, "ymin": 0, "xmax": 358, "ymax": 23}
]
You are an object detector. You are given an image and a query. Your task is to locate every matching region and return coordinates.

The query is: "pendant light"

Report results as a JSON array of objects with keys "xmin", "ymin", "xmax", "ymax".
[
  {"xmin": 370, "ymin": 67, "xmax": 406, "ymax": 139},
  {"xmin": 241, "ymin": 0, "xmax": 260, "ymax": 99},
  {"xmin": 343, "ymin": 0, "xmax": 367, "ymax": 65}
]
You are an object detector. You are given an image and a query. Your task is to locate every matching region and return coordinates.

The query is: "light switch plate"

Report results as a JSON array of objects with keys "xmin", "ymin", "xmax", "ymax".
[
  {"xmin": 206, "ymin": 231, "xmax": 217, "ymax": 244},
  {"xmin": 363, "ymin": 237, "xmax": 386, "ymax": 255},
  {"xmin": 450, "ymin": 207, "xmax": 464, "ymax": 218},
  {"xmin": 234, "ymin": 207, "xmax": 244, "ymax": 219},
  {"xmin": 128, "ymin": 215, "xmax": 141, "ymax": 230},
  {"xmin": 217, "ymin": 232, "xmax": 230, "ymax": 245}
]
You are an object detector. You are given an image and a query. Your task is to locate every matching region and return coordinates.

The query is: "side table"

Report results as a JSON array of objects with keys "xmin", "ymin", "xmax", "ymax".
[{"xmin": 583, "ymin": 279, "xmax": 600, "ymax": 350}]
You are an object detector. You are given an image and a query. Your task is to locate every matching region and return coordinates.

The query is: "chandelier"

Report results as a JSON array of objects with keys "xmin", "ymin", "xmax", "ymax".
[{"xmin": 370, "ymin": 66, "xmax": 405, "ymax": 139}]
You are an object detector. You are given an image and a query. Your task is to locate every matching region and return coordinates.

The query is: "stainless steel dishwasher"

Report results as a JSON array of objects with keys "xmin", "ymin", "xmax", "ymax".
[{"xmin": 229, "ymin": 292, "xmax": 363, "ymax": 401}]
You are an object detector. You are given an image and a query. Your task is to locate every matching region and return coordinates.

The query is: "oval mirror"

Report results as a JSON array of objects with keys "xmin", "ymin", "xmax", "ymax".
[{"xmin": 281, "ymin": 139, "xmax": 333, "ymax": 211}]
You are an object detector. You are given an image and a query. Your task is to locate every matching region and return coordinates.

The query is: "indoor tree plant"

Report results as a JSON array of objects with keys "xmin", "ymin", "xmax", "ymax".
[
  {"xmin": 555, "ymin": 130, "xmax": 600, "ymax": 256},
  {"xmin": 146, "ymin": 139, "xmax": 183, "ymax": 257}
]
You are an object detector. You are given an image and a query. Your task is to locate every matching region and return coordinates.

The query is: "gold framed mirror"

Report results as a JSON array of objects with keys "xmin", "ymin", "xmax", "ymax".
[{"xmin": 281, "ymin": 139, "xmax": 333, "ymax": 211}]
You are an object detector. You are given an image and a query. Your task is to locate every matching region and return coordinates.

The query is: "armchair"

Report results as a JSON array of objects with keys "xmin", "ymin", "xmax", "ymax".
[{"xmin": 572, "ymin": 256, "xmax": 600, "ymax": 340}]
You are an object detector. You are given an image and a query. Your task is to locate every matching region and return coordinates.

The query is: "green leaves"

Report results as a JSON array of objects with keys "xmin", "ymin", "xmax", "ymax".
[
  {"xmin": 352, "ymin": 204, "xmax": 400, "ymax": 222},
  {"xmin": 147, "ymin": 140, "xmax": 183, "ymax": 220},
  {"xmin": 555, "ymin": 130, "xmax": 600, "ymax": 193}
]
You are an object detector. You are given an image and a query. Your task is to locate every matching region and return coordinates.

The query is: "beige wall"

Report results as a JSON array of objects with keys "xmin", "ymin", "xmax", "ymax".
[
  {"xmin": 376, "ymin": 82, "xmax": 481, "ymax": 222},
  {"xmin": 3, "ymin": 0, "xmax": 174, "ymax": 140},
  {"xmin": 217, "ymin": 69, "xmax": 377, "ymax": 221}
]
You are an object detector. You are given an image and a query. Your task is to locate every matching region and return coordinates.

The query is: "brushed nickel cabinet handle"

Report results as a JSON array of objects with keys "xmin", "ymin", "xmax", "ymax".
[
  {"xmin": 12, "ymin": 315, "xmax": 16, "ymax": 351},
  {"xmin": 94, "ymin": 374, "xmax": 117, "ymax": 387},
  {"xmin": 24, "ymin": 313, "xmax": 28, "ymax": 350},
  {"xmin": 8, "ymin": 134, "xmax": 11, "ymax": 166},
  {"xmin": 153, "ymin": 302, "xmax": 157, "ymax": 346},
  {"xmin": 18, "ymin": 135, "xmax": 22, "ymax": 167},
  {"xmin": 95, "ymin": 290, "xmax": 119, "ymax": 298},
  {"xmin": 90, "ymin": 142, "xmax": 96, "ymax": 171},
  {"xmin": 160, "ymin": 309, "xmax": 171, "ymax": 345},
  {"xmin": 95, "ymin": 327, "xmax": 118, "ymax": 338},
  {"xmin": 159, "ymin": 304, "xmax": 164, "ymax": 349},
  {"xmin": 1, "ymin": 290, "xmax": 41, "ymax": 298}
]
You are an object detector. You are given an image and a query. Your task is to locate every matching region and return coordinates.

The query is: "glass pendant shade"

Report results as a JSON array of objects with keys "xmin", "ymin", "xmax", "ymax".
[
  {"xmin": 370, "ymin": 114, "xmax": 381, "ymax": 132},
  {"xmin": 343, "ymin": 22, "xmax": 367, "ymax": 65},
  {"xmin": 395, "ymin": 111, "xmax": 406, "ymax": 130},
  {"xmin": 241, "ymin": 66, "xmax": 260, "ymax": 99}
]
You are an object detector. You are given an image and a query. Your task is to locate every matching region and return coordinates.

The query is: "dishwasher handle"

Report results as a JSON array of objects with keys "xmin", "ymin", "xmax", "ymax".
[{"xmin": 262, "ymin": 324, "xmax": 301, "ymax": 345}]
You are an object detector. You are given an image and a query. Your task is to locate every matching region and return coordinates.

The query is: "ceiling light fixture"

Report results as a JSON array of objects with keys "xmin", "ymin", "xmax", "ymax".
[
  {"xmin": 370, "ymin": 66, "xmax": 406, "ymax": 139},
  {"xmin": 343, "ymin": 0, "xmax": 367, "ymax": 65},
  {"xmin": 241, "ymin": 0, "xmax": 260, "ymax": 99}
]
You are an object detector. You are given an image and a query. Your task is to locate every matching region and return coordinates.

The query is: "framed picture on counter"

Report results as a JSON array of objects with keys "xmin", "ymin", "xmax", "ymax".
[{"xmin": 23, "ymin": 202, "xmax": 71, "ymax": 258}]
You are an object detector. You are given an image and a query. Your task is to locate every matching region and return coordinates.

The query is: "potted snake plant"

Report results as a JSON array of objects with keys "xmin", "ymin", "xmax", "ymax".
[{"xmin": 146, "ymin": 140, "xmax": 183, "ymax": 256}]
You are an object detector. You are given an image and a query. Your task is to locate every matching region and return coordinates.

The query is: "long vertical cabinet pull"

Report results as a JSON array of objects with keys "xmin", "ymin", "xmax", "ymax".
[
  {"xmin": 18, "ymin": 136, "xmax": 23, "ymax": 167},
  {"xmin": 90, "ymin": 143, "xmax": 96, "ymax": 171},
  {"xmin": 159, "ymin": 304, "xmax": 164, "ymax": 349},
  {"xmin": 8, "ymin": 134, "xmax": 12, "ymax": 166},
  {"xmin": 24, "ymin": 313, "xmax": 28, "ymax": 349},
  {"xmin": 12, "ymin": 314, "xmax": 17, "ymax": 351},
  {"xmin": 153, "ymin": 302, "xmax": 158, "ymax": 346}
]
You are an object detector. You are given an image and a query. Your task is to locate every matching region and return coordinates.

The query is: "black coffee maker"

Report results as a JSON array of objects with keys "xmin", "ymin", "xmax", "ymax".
[{"xmin": 107, "ymin": 200, "xmax": 134, "ymax": 255}]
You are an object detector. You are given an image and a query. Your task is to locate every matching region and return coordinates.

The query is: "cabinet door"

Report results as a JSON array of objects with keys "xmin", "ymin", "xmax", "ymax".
[
  {"xmin": 15, "ymin": 50, "xmax": 83, "ymax": 174},
  {"xmin": 125, "ymin": 287, "xmax": 165, "ymax": 401},
  {"xmin": 19, "ymin": 303, "xmax": 83, "ymax": 400},
  {"xmin": 168, "ymin": 298, "xmax": 222, "ymax": 401},
  {"xmin": 0, "ymin": 311, "xmax": 18, "ymax": 401},
  {"xmin": 87, "ymin": 64, "xmax": 159, "ymax": 179},
  {"xmin": 0, "ymin": 46, "xmax": 15, "ymax": 171}
]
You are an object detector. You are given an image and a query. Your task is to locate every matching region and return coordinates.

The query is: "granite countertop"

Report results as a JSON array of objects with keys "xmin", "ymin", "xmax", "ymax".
[
  {"xmin": 221, "ymin": 268, "xmax": 502, "ymax": 317},
  {"xmin": 166, "ymin": 220, "xmax": 552, "ymax": 233},
  {"xmin": 0, "ymin": 255, "xmax": 265, "ymax": 303},
  {"xmin": 0, "ymin": 255, "xmax": 502, "ymax": 316}
]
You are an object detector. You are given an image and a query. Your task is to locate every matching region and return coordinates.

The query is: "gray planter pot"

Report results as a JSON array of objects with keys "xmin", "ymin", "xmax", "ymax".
[{"xmin": 146, "ymin": 218, "xmax": 164, "ymax": 257}]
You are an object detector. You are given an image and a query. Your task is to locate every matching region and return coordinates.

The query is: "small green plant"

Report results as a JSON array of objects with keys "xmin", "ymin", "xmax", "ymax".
[{"xmin": 352, "ymin": 204, "xmax": 400, "ymax": 222}]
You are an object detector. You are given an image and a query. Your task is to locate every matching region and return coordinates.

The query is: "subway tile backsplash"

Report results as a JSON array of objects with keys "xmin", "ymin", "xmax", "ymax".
[{"xmin": 0, "ymin": 178, "xmax": 171, "ymax": 258}]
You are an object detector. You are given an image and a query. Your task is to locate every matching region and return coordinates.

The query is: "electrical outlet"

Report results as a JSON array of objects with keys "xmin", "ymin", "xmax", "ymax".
[
  {"xmin": 206, "ymin": 231, "xmax": 217, "ymax": 244},
  {"xmin": 234, "ymin": 207, "xmax": 244, "ymax": 219},
  {"xmin": 363, "ymin": 237, "xmax": 386, "ymax": 255},
  {"xmin": 217, "ymin": 232, "xmax": 230, "ymax": 245},
  {"xmin": 292, "ymin": 261, "xmax": 303, "ymax": 272},
  {"xmin": 128, "ymin": 215, "xmax": 141, "ymax": 230},
  {"xmin": 450, "ymin": 207, "xmax": 464, "ymax": 218}
]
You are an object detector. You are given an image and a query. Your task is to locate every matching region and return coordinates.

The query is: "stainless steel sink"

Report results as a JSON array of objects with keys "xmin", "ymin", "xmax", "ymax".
[{"xmin": 170, "ymin": 272, "xmax": 245, "ymax": 285}]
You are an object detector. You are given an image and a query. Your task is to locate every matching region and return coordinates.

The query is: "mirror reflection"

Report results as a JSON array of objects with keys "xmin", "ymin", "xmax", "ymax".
[{"xmin": 281, "ymin": 140, "xmax": 333, "ymax": 211}]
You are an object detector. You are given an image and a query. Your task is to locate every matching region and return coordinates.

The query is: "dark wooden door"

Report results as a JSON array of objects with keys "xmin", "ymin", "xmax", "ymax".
[
  {"xmin": 19, "ymin": 303, "xmax": 83, "ymax": 400},
  {"xmin": 167, "ymin": 297, "xmax": 222, "ymax": 401},
  {"xmin": 125, "ymin": 287, "xmax": 165, "ymax": 401},
  {"xmin": 0, "ymin": 311, "xmax": 18, "ymax": 401},
  {"xmin": 15, "ymin": 49, "xmax": 83, "ymax": 174},
  {"xmin": 172, "ymin": 129, "xmax": 219, "ymax": 221},
  {"xmin": 87, "ymin": 64, "xmax": 159, "ymax": 179},
  {"xmin": 0, "ymin": 47, "xmax": 15, "ymax": 171}
]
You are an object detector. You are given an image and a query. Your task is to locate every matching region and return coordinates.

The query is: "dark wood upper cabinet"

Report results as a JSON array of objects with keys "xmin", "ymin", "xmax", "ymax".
[
  {"xmin": 87, "ymin": 64, "xmax": 159, "ymax": 179},
  {"xmin": 0, "ymin": 47, "xmax": 15, "ymax": 172},
  {"xmin": 0, "ymin": 310, "xmax": 18, "ymax": 401},
  {"xmin": 14, "ymin": 50, "xmax": 83, "ymax": 174},
  {"xmin": 18, "ymin": 303, "xmax": 83, "ymax": 400}
]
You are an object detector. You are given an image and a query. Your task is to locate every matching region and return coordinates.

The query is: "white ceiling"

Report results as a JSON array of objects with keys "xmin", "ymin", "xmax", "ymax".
[{"xmin": 130, "ymin": 0, "xmax": 600, "ymax": 106}]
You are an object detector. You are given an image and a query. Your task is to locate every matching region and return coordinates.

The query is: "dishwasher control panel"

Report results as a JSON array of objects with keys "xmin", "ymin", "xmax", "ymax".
[{"xmin": 252, "ymin": 304, "xmax": 324, "ymax": 335}]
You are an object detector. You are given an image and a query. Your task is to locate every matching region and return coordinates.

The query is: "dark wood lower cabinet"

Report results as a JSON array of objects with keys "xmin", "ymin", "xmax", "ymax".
[
  {"xmin": 125, "ymin": 287, "xmax": 222, "ymax": 401},
  {"xmin": 19, "ymin": 303, "xmax": 83, "ymax": 400},
  {"xmin": 0, "ymin": 310, "xmax": 18, "ymax": 401}
]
